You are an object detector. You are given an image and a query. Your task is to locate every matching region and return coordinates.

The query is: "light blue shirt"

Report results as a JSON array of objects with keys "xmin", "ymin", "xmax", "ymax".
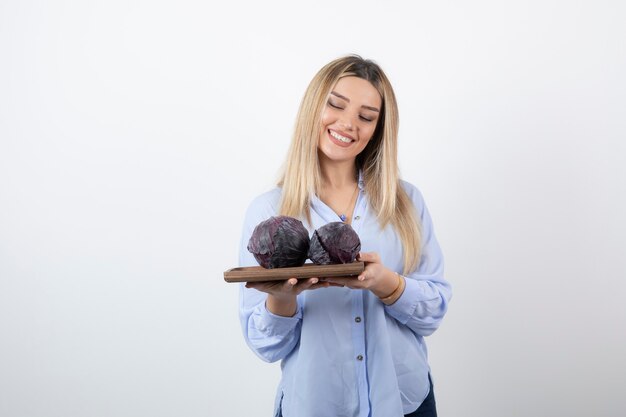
[{"xmin": 238, "ymin": 178, "xmax": 452, "ymax": 417}]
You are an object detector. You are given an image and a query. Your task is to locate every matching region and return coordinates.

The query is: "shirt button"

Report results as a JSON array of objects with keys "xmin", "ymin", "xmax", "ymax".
[
  {"xmin": 354, "ymin": 215, "xmax": 360, "ymax": 220},
  {"xmin": 356, "ymin": 355, "xmax": 364, "ymax": 361},
  {"xmin": 355, "ymin": 316, "xmax": 362, "ymax": 323}
]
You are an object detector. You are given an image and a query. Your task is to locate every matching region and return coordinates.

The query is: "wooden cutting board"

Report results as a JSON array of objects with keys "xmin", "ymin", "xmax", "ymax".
[{"xmin": 224, "ymin": 262, "xmax": 365, "ymax": 283}]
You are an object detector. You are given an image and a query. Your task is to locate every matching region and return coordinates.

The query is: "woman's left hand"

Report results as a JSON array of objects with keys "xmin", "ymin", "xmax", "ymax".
[{"xmin": 324, "ymin": 252, "xmax": 400, "ymax": 298}]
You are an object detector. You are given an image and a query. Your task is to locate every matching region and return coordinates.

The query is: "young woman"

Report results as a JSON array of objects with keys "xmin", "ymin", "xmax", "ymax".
[{"xmin": 238, "ymin": 55, "xmax": 451, "ymax": 417}]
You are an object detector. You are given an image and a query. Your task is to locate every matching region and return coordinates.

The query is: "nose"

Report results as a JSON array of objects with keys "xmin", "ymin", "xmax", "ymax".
[{"xmin": 337, "ymin": 114, "xmax": 356, "ymax": 131}]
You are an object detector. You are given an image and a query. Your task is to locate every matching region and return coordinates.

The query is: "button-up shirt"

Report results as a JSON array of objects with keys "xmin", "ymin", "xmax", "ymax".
[{"xmin": 238, "ymin": 179, "xmax": 452, "ymax": 417}]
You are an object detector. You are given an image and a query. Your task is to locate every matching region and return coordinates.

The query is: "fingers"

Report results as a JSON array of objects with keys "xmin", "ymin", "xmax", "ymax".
[
  {"xmin": 308, "ymin": 279, "xmax": 334, "ymax": 290},
  {"xmin": 357, "ymin": 270, "xmax": 367, "ymax": 281},
  {"xmin": 245, "ymin": 278, "xmax": 301, "ymax": 293},
  {"xmin": 281, "ymin": 277, "xmax": 313, "ymax": 293},
  {"xmin": 357, "ymin": 251, "xmax": 380, "ymax": 264},
  {"xmin": 246, "ymin": 276, "xmax": 347, "ymax": 293},
  {"xmin": 323, "ymin": 275, "xmax": 356, "ymax": 284},
  {"xmin": 303, "ymin": 277, "xmax": 319, "ymax": 288},
  {"xmin": 297, "ymin": 277, "xmax": 342, "ymax": 292},
  {"xmin": 289, "ymin": 277, "xmax": 323, "ymax": 292},
  {"xmin": 324, "ymin": 276, "xmax": 362, "ymax": 289},
  {"xmin": 356, "ymin": 252, "xmax": 382, "ymax": 282},
  {"xmin": 245, "ymin": 281, "xmax": 268, "ymax": 290}
]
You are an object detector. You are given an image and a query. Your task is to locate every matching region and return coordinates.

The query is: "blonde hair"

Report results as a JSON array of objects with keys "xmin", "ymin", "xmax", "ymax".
[{"xmin": 278, "ymin": 55, "xmax": 422, "ymax": 274}]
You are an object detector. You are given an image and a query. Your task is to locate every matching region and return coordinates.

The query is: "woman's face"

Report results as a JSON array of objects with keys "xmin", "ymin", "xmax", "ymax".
[{"xmin": 318, "ymin": 76, "xmax": 382, "ymax": 164}]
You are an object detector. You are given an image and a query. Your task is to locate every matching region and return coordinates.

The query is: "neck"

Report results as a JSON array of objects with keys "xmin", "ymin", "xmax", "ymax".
[{"xmin": 319, "ymin": 156, "xmax": 358, "ymax": 190}]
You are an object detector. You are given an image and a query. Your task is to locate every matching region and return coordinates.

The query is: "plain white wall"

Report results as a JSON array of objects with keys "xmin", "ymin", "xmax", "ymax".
[{"xmin": 1, "ymin": 1, "xmax": 625, "ymax": 416}]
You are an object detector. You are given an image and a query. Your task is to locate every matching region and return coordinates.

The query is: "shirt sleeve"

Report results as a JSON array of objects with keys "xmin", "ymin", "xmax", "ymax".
[
  {"xmin": 238, "ymin": 191, "xmax": 303, "ymax": 363},
  {"xmin": 384, "ymin": 185, "xmax": 452, "ymax": 337}
]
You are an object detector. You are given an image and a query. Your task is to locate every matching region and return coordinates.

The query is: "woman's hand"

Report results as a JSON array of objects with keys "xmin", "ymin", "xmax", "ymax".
[
  {"xmin": 325, "ymin": 252, "xmax": 400, "ymax": 299},
  {"xmin": 245, "ymin": 277, "xmax": 332, "ymax": 317},
  {"xmin": 245, "ymin": 277, "xmax": 331, "ymax": 296}
]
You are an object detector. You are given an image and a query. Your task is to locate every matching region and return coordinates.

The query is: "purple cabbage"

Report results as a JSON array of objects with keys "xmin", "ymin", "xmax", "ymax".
[
  {"xmin": 308, "ymin": 222, "xmax": 361, "ymax": 265},
  {"xmin": 247, "ymin": 216, "xmax": 310, "ymax": 269}
]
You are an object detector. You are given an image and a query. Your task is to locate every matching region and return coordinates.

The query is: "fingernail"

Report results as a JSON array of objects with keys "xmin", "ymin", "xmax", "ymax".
[
  {"xmin": 358, "ymin": 275, "xmax": 365, "ymax": 281},
  {"xmin": 312, "ymin": 278, "xmax": 319, "ymax": 284}
]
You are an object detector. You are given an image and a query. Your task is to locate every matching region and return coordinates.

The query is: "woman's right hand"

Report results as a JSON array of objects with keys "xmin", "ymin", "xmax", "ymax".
[
  {"xmin": 245, "ymin": 277, "xmax": 330, "ymax": 296},
  {"xmin": 245, "ymin": 277, "xmax": 332, "ymax": 317}
]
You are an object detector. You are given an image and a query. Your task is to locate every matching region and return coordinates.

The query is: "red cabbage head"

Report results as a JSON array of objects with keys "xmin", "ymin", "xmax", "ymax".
[
  {"xmin": 247, "ymin": 216, "xmax": 310, "ymax": 269},
  {"xmin": 308, "ymin": 222, "xmax": 361, "ymax": 265}
]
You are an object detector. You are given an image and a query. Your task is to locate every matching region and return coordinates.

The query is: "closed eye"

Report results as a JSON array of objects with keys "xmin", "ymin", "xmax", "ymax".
[
  {"xmin": 327, "ymin": 100, "xmax": 343, "ymax": 110},
  {"xmin": 328, "ymin": 98, "xmax": 375, "ymax": 122}
]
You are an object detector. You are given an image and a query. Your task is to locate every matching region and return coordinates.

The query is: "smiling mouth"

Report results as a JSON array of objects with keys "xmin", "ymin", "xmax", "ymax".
[{"xmin": 329, "ymin": 130, "xmax": 354, "ymax": 143}]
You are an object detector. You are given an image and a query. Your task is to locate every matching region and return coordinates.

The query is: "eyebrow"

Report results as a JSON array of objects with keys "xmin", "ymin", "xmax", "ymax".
[{"xmin": 330, "ymin": 91, "xmax": 380, "ymax": 112}]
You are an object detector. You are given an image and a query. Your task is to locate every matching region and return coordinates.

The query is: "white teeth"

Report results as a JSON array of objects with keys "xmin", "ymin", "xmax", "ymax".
[{"xmin": 330, "ymin": 130, "xmax": 352, "ymax": 143}]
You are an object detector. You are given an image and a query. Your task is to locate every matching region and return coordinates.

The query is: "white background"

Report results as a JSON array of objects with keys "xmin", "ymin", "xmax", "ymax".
[{"xmin": 1, "ymin": 1, "xmax": 625, "ymax": 416}]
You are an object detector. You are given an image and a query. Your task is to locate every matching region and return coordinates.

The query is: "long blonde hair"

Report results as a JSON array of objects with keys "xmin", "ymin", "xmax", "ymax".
[{"xmin": 278, "ymin": 55, "xmax": 422, "ymax": 274}]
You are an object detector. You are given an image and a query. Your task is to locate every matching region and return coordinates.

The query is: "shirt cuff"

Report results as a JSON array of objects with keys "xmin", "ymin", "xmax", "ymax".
[
  {"xmin": 255, "ymin": 301, "xmax": 303, "ymax": 336},
  {"xmin": 384, "ymin": 277, "xmax": 421, "ymax": 325}
]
